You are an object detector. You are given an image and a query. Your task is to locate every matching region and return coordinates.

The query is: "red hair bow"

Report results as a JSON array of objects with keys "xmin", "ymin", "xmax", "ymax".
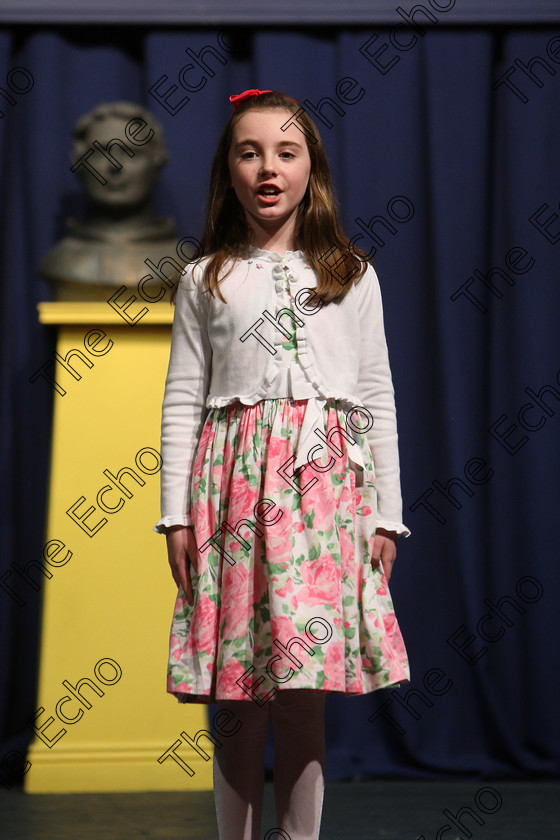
[
  {"xmin": 229, "ymin": 89, "xmax": 273, "ymax": 111},
  {"xmin": 229, "ymin": 89, "xmax": 298, "ymax": 112}
]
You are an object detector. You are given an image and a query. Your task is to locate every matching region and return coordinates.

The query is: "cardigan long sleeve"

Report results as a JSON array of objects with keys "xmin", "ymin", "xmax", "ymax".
[
  {"xmin": 155, "ymin": 270, "xmax": 212, "ymax": 532},
  {"xmin": 354, "ymin": 269, "xmax": 408, "ymax": 535}
]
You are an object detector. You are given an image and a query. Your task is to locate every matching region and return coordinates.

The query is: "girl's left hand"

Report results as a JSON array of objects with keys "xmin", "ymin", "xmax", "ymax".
[{"xmin": 371, "ymin": 528, "xmax": 399, "ymax": 581}]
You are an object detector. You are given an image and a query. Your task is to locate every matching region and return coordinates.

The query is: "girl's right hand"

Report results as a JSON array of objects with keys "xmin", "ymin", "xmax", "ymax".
[{"xmin": 166, "ymin": 524, "xmax": 197, "ymax": 606}]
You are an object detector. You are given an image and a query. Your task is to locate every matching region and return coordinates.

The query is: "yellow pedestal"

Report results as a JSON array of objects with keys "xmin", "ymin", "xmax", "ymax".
[{"xmin": 25, "ymin": 302, "xmax": 214, "ymax": 793}]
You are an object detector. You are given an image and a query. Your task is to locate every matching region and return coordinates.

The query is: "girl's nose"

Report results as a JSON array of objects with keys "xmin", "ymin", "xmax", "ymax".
[{"xmin": 259, "ymin": 157, "xmax": 277, "ymax": 176}]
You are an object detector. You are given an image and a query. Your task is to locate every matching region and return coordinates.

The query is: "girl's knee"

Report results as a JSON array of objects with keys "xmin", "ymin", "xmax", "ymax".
[
  {"xmin": 216, "ymin": 699, "xmax": 271, "ymax": 735},
  {"xmin": 270, "ymin": 690, "xmax": 326, "ymax": 732}
]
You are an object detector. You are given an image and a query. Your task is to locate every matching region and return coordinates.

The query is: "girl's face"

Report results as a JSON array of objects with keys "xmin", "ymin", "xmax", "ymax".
[{"xmin": 227, "ymin": 108, "xmax": 311, "ymax": 241}]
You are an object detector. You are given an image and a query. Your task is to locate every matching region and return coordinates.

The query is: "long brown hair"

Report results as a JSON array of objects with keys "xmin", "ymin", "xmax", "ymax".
[{"xmin": 170, "ymin": 90, "xmax": 373, "ymax": 305}]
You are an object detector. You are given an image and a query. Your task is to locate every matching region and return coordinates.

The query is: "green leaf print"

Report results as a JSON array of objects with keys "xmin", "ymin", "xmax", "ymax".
[
  {"xmin": 342, "ymin": 595, "xmax": 354, "ymax": 606},
  {"xmin": 268, "ymin": 562, "xmax": 289, "ymax": 575},
  {"xmin": 308, "ymin": 543, "xmax": 321, "ymax": 561},
  {"xmin": 303, "ymin": 510, "xmax": 315, "ymax": 528},
  {"xmin": 313, "ymin": 646, "xmax": 326, "ymax": 664},
  {"xmin": 214, "ymin": 454, "xmax": 223, "ymax": 465}
]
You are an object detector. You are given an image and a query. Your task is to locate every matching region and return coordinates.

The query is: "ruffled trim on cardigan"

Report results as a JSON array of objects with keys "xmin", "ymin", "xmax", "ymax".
[{"xmin": 153, "ymin": 514, "xmax": 191, "ymax": 534}]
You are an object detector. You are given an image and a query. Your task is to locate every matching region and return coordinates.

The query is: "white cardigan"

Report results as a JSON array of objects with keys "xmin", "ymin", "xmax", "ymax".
[{"xmin": 153, "ymin": 245, "xmax": 411, "ymax": 538}]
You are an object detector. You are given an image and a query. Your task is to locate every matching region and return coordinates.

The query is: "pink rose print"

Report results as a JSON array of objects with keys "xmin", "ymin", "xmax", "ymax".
[
  {"xmin": 378, "ymin": 633, "xmax": 407, "ymax": 683},
  {"xmin": 264, "ymin": 502, "xmax": 293, "ymax": 566},
  {"xmin": 376, "ymin": 575, "xmax": 388, "ymax": 596},
  {"xmin": 298, "ymin": 554, "xmax": 341, "ymax": 606},
  {"xmin": 169, "ymin": 679, "xmax": 191, "ymax": 693},
  {"xmin": 270, "ymin": 614, "xmax": 300, "ymax": 644},
  {"xmin": 338, "ymin": 525, "xmax": 354, "ymax": 563},
  {"xmin": 190, "ymin": 497, "xmax": 217, "ymax": 548},
  {"xmin": 345, "ymin": 676, "xmax": 363, "ymax": 693},
  {"xmin": 218, "ymin": 658, "xmax": 250, "ymax": 698},
  {"xmin": 307, "ymin": 482, "xmax": 335, "ymax": 531},
  {"xmin": 264, "ymin": 435, "xmax": 294, "ymax": 494},
  {"xmin": 222, "ymin": 564, "xmax": 251, "ymax": 639},
  {"xmin": 172, "ymin": 595, "xmax": 188, "ymax": 620},
  {"xmin": 185, "ymin": 593, "xmax": 218, "ymax": 656},
  {"xmin": 275, "ymin": 577, "xmax": 295, "ymax": 598},
  {"xmin": 339, "ymin": 484, "xmax": 353, "ymax": 504},
  {"xmin": 170, "ymin": 633, "xmax": 183, "ymax": 661},
  {"xmin": 323, "ymin": 641, "xmax": 345, "ymax": 685},
  {"xmin": 270, "ymin": 617, "xmax": 314, "ymax": 675},
  {"xmin": 221, "ymin": 438, "xmax": 235, "ymax": 481},
  {"xmin": 383, "ymin": 613, "xmax": 407, "ymax": 661},
  {"xmin": 229, "ymin": 473, "xmax": 259, "ymax": 524}
]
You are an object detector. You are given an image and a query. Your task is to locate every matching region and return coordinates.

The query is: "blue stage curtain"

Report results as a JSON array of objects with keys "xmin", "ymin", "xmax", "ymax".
[{"xmin": 1, "ymin": 23, "xmax": 559, "ymax": 786}]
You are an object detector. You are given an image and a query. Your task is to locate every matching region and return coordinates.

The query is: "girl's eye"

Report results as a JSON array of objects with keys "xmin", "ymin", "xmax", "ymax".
[{"xmin": 239, "ymin": 150, "xmax": 295, "ymax": 160}]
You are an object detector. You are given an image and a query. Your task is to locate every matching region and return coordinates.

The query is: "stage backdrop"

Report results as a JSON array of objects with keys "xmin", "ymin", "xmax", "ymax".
[{"xmin": 1, "ymin": 20, "xmax": 559, "ymax": 788}]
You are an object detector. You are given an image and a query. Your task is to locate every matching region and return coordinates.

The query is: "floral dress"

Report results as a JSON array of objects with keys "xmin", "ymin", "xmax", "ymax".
[{"xmin": 167, "ymin": 259, "xmax": 410, "ymax": 704}]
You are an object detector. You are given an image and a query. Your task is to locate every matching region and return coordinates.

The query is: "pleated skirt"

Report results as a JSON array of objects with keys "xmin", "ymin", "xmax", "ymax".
[{"xmin": 167, "ymin": 397, "xmax": 410, "ymax": 704}]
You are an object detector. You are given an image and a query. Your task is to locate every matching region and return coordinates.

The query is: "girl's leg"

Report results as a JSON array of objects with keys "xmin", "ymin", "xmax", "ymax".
[
  {"xmin": 270, "ymin": 689, "xmax": 326, "ymax": 840},
  {"xmin": 213, "ymin": 699, "xmax": 272, "ymax": 840}
]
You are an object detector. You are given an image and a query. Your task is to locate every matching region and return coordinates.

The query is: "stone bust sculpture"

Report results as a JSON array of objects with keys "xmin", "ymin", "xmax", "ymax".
[{"xmin": 40, "ymin": 101, "xmax": 188, "ymax": 301}]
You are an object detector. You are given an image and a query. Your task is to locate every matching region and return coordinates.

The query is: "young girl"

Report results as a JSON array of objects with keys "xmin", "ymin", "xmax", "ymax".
[{"xmin": 154, "ymin": 89, "xmax": 411, "ymax": 840}]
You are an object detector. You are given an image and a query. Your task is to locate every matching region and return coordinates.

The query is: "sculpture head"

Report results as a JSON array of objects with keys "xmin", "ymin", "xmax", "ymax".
[{"xmin": 70, "ymin": 101, "xmax": 169, "ymax": 213}]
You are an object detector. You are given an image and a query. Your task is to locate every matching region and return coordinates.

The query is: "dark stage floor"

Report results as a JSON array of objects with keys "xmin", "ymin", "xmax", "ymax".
[{"xmin": 1, "ymin": 780, "xmax": 558, "ymax": 839}]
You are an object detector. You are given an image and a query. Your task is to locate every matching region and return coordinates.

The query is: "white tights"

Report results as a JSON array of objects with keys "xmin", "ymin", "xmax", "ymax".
[{"xmin": 212, "ymin": 689, "xmax": 326, "ymax": 840}]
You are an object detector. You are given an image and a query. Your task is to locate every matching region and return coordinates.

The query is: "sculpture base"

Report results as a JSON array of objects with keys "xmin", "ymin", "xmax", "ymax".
[{"xmin": 25, "ymin": 302, "xmax": 213, "ymax": 793}]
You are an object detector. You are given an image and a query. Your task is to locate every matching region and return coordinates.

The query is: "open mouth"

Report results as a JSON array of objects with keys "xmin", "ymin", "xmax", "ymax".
[{"xmin": 257, "ymin": 185, "xmax": 281, "ymax": 198}]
